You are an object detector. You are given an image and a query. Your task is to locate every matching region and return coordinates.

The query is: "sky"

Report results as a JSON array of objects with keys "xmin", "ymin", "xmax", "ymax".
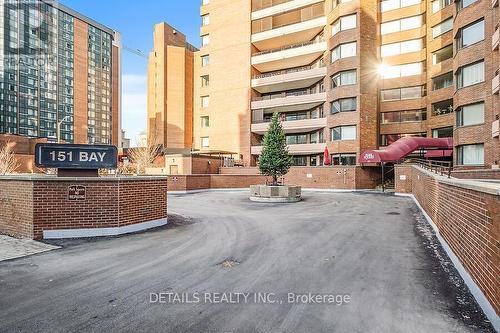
[{"xmin": 60, "ymin": 0, "xmax": 201, "ymax": 145}]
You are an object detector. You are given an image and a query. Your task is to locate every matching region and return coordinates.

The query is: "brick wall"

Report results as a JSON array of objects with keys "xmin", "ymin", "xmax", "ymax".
[
  {"xmin": 0, "ymin": 176, "xmax": 167, "ymax": 239},
  {"xmin": 395, "ymin": 165, "xmax": 499, "ymax": 315},
  {"xmin": 451, "ymin": 169, "xmax": 500, "ymax": 180}
]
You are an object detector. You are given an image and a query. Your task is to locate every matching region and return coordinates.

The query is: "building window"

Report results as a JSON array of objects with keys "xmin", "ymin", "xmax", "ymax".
[
  {"xmin": 456, "ymin": 102, "xmax": 484, "ymax": 127},
  {"xmin": 201, "ymin": 136, "xmax": 209, "ymax": 148},
  {"xmin": 202, "ymin": 0, "xmax": 209, "ymax": 5},
  {"xmin": 457, "ymin": 19, "xmax": 484, "ymax": 49},
  {"xmin": 201, "ymin": 116, "xmax": 210, "ymax": 128},
  {"xmin": 331, "ymin": 42, "xmax": 357, "ymax": 62},
  {"xmin": 332, "ymin": 14, "xmax": 357, "ymax": 36},
  {"xmin": 309, "ymin": 131, "xmax": 324, "ymax": 144},
  {"xmin": 432, "ymin": 72, "xmax": 453, "ymax": 90},
  {"xmin": 292, "ymin": 156, "xmax": 307, "ymax": 166},
  {"xmin": 201, "ymin": 96, "xmax": 209, "ymax": 108},
  {"xmin": 432, "ymin": 99, "xmax": 453, "ymax": 116},
  {"xmin": 381, "ymin": 0, "xmax": 421, "ymax": 12},
  {"xmin": 332, "ymin": 153, "xmax": 356, "ymax": 165},
  {"xmin": 432, "ymin": 18, "xmax": 453, "ymax": 38},
  {"xmin": 331, "ymin": 97, "xmax": 356, "ymax": 114},
  {"xmin": 381, "ymin": 86, "xmax": 424, "ymax": 101},
  {"xmin": 458, "ymin": 0, "xmax": 479, "ymax": 9},
  {"xmin": 284, "ymin": 112, "xmax": 307, "ymax": 121},
  {"xmin": 381, "ymin": 39, "xmax": 422, "ymax": 57},
  {"xmin": 286, "ymin": 134, "xmax": 307, "ymax": 145},
  {"xmin": 432, "ymin": 44, "xmax": 453, "ymax": 64},
  {"xmin": 381, "ymin": 109, "xmax": 427, "ymax": 123},
  {"xmin": 331, "ymin": 70, "xmax": 356, "ymax": 87},
  {"xmin": 201, "ymin": 55, "xmax": 209, "ymax": 67},
  {"xmin": 457, "ymin": 144, "xmax": 484, "ymax": 165},
  {"xmin": 381, "ymin": 15, "xmax": 422, "ymax": 35},
  {"xmin": 201, "ymin": 14, "xmax": 209, "ymax": 26},
  {"xmin": 431, "ymin": 0, "xmax": 452, "ymax": 13},
  {"xmin": 432, "ymin": 126, "xmax": 453, "ymax": 138},
  {"xmin": 381, "ymin": 62, "xmax": 422, "ymax": 79},
  {"xmin": 201, "ymin": 75, "xmax": 209, "ymax": 87},
  {"xmin": 331, "ymin": 125, "xmax": 356, "ymax": 141},
  {"xmin": 201, "ymin": 34, "xmax": 210, "ymax": 46},
  {"xmin": 380, "ymin": 132, "xmax": 426, "ymax": 146},
  {"xmin": 456, "ymin": 61, "xmax": 484, "ymax": 89},
  {"xmin": 310, "ymin": 155, "xmax": 323, "ymax": 166}
]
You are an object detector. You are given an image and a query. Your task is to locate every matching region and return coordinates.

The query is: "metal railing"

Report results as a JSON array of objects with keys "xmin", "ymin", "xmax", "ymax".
[
  {"xmin": 252, "ymin": 87, "xmax": 324, "ymax": 101},
  {"xmin": 252, "ymin": 37, "xmax": 325, "ymax": 57},
  {"xmin": 408, "ymin": 158, "xmax": 453, "ymax": 178},
  {"xmin": 253, "ymin": 63, "xmax": 325, "ymax": 79}
]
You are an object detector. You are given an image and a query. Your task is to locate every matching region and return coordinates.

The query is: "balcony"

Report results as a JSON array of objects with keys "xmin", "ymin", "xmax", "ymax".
[
  {"xmin": 252, "ymin": 64, "xmax": 326, "ymax": 93},
  {"xmin": 251, "ymin": 38, "xmax": 327, "ymax": 72},
  {"xmin": 251, "ymin": 142, "xmax": 326, "ymax": 155},
  {"xmin": 251, "ymin": 90, "xmax": 326, "ymax": 112},
  {"xmin": 492, "ymin": 119, "xmax": 499, "ymax": 138},
  {"xmin": 493, "ymin": 69, "xmax": 499, "ymax": 95},
  {"xmin": 251, "ymin": 117, "xmax": 327, "ymax": 135},
  {"xmin": 493, "ymin": 0, "xmax": 499, "ymax": 8},
  {"xmin": 493, "ymin": 26, "xmax": 499, "ymax": 51},
  {"xmin": 252, "ymin": 0, "xmax": 324, "ymax": 20},
  {"xmin": 252, "ymin": 16, "xmax": 326, "ymax": 51}
]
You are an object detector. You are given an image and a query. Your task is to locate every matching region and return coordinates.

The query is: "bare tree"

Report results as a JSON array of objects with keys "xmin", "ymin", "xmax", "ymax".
[
  {"xmin": 127, "ymin": 131, "xmax": 162, "ymax": 175},
  {"xmin": 0, "ymin": 141, "xmax": 20, "ymax": 175}
]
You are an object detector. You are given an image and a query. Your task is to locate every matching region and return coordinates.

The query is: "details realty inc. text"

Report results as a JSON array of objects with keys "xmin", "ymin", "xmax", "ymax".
[{"xmin": 150, "ymin": 292, "xmax": 351, "ymax": 305}]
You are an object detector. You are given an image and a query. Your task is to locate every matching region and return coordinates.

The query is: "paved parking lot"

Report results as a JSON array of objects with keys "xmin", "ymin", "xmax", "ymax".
[
  {"xmin": 0, "ymin": 191, "xmax": 494, "ymax": 332},
  {"xmin": 0, "ymin": 235, "xmax": 59, "ymax": 262}
]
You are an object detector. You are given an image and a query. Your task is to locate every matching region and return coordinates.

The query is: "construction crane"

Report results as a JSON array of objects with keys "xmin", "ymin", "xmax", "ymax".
[{"xmin": 123, "ymin": 45, "xmax": 147, "ymax": 59}]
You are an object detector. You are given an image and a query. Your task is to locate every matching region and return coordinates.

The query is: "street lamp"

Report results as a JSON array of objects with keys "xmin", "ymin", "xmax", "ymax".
[{"xmin": 56, "ymin": 115, "xmax": 71, "ymax": 143}]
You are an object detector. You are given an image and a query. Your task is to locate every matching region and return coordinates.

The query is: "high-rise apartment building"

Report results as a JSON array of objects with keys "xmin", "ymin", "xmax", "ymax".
[
  {"xmin": 0, "ymin": 0, "xmax": 121, "ymax": 146},
  {"xmin": 148, "ymin": 0, "xmax": 499, "ymax": 169},
  {"xmin": 147, "ymin": 23, "xmax": 197, "ymax": 152}
]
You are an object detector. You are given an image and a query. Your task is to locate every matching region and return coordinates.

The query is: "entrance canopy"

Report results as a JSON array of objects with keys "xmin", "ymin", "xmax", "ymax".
[{"xmin": 359, "ymin": 137, "xmax": 453, "ymax": 164}]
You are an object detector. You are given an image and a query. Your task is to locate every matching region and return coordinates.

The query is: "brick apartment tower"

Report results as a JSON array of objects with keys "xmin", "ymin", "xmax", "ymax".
[
  {"xmin": 147, "ymin": 23, "xmax": 197, "ymax": 152},
  {"xmin": 0, "ymin": 0, "xmax": 121, "ymax": 148},
  {"xmin": 194, "ymin": 0, "xmax": 499, "ymax": 168}
]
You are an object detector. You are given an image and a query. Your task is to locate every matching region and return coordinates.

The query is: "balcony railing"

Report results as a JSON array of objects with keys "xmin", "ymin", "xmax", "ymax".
[
  {"xmin": 252, "ymin": 88, "xmax": 324, "ymax": 101},
  {"xmin": 252, "ymin": 0, "xmax": 290, "ymax": 11},
  {"xmin": 493, "ymin": 69, "xmax": 500, "ymax": 94},
  {"xmin": 493, "ymin": 25, "xmax": 499, "ymax": 50},
  {"xmin": 253, "ymin": 63, "xmax": 325, "ymax": 79},
  {"xmin": 253, "ymin": 115, "xmax": 325, "ymax": 124},
  {"xmin": 253, "ymin": 37, "xmax": 325, "ymax": 57},
  {"xmin": 251, "ymin": 3, "xmax": 324, "ymax": 34}
]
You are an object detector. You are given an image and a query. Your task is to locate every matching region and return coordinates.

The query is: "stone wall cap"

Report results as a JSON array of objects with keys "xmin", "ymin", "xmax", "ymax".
[{"xmin": 0, "ymin": 175, "xmax": 168, "ymax": 182}]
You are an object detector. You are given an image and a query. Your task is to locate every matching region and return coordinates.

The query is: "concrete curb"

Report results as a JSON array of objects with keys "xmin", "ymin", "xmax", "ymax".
[
  {"xmin": 396, "ymin": 193, "xmax": 499, "ymax": 332},
  {"xmin": 168, "ymin": 188, "xmax": 382, "ymax": 195}
]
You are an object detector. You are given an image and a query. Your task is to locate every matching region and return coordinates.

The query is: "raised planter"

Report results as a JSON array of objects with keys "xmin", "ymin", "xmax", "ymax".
[{"xmin": 249, "ymin": 185, "xmax": 301, "ymax": 203}]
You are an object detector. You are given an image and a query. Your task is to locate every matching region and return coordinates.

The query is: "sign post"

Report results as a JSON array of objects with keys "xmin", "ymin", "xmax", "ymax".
[{"xmin": 35, "ymin": 144, "xmax": 118, "ymax": 177}]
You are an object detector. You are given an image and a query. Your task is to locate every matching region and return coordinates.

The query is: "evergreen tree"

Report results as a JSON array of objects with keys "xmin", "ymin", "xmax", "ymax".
[{"xmin": 258, "ymin": 113, "xmax": 293, "ymax": 185}]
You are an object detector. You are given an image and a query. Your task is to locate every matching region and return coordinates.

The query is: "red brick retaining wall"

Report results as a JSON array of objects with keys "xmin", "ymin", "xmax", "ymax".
[
  {"xmin": 395, "ymin": 165, "xmax": 499, "ymax": 316},
  {"xmin": 451, "ymin": 169, "xmax": 500, "ymax": 180},
  {"xmin": 0, "ymin": 176, "xmax": 168, "ymax": 239}
]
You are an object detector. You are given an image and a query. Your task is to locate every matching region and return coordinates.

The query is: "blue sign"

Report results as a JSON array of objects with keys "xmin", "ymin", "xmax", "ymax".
[{"xmin": 35, "ymin": 144, "xmax": 118, "ymax": 169}]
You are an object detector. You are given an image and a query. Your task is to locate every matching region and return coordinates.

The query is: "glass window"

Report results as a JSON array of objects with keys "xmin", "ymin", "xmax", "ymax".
[
  {"xmin": 380, "ymin": 132, "xmax": 426, "ymax": 146},
  {"xmin": 457, "ymin": 20, "xmax": 484, "ymax": 49},
  {"xmin": 331, "ymin": 97, "xmax": 356, "ymax": 114},
  {"xmin": 201, "ymin": 55, "xmax": 209, "ymax": 67},
  {"xmin": 201, "ymin": 137, "xmax": 209, "ymax": 148},
  {"xmin": 331, "ymin": 70, "xmax": 356, "ymax": 87},
  {"xmin": 331, "ymin": 0, "xmax": 354, "ymax": 10},
  {"xmin": 456, "ymin": 61, "xmax": 484, "ymax": 89},
  {"xmin": 201, "ymin": 75, "xmax": 209, "ymax": 87},
  {"xmin": 458, "ymin": 0, "xmax": 479, "ymax": 9},
  {"xmin": 286, "ymin": 134, "xmax": 307, "ymax": 144},
  {"xmin": 202, "ymin": 0, "xmax": 209, "ymax": 5},
  {"xmin": 456, "ymin": 102, "xmax": 484, "ymax": 127},
  {"xmin": 292, "ymin": 156, "xmax": 307, "ymax": 166},
  {"xmin": 201, "ymin": 14, "xmax": 210, "ymax": 26},
  {"xmin": 432, "ymin": 72, "xmax": 453, "ymax": 90},
  {"xmin": 381, "ymin": 62, "xmax": 422, "ymax": 79},
  {"xmin": 201, "ymin": 96, "xmax": 209, "ymax": 108},
  {"xmin": 332, "ymin": 14, "xmax": 357, "ymax": 36},
  {"xmin": 332, "ymin": 153, "xmax": 357, "ymax": 165},
  {"xmin": 432, "ymin": 126, "xmax": 453, "ymax": 138},
  {"xmin": 431, "ymin": 0, "xmax": 452, "ymax": 13},
  {"xmin": 432, "ymin": 44, "xmax": 453, "ymax": 64},
  {"xmin": 432, "ymin": 18, "xmax": 453, "ymax": 38},
  {"xmin": 331, "ymin": 42, "xmax": 357, "ymax": 62},
  {"xmin": 381, "ymin": 15, "xmax": 422, "ymax": 35},
  {"xmin": 201, "ymin": 116, "xmax": 210, "ymax": 128},
  {"xmin": 331, "ymin": 125, "xmax": 356, "ymax": 141},
  {"xmin": 457, "ymin": 144, "xmax": 484, "ymax": 165},
  {"xmin": 381, "ymin": 39, "xmax": 422, "ymax": 57},
  {"xmin": 201, "ymin": 34, "xmax": 210, "ymax": 46},
  {"xmin": 432, "ymin": 99, "xmax": 453, "ymax": 116},
  {"xmin": 381, "ymin": 109, "xmax": 426, "ymax": 123},
  {"xmin": 381, "ymin": 0, "xmax": 420, "ymax": 12}
]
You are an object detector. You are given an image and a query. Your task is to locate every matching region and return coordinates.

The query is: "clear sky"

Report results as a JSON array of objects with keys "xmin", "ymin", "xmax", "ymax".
[{"xmin": 60, "ymin": 0, "xmax": 201, "ymax": 145}]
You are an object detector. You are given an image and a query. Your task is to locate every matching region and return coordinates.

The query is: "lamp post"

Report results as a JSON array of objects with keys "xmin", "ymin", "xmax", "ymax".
[{"xmin": 56, "ymin": 115, "xmax": 71, "ymax": 144}]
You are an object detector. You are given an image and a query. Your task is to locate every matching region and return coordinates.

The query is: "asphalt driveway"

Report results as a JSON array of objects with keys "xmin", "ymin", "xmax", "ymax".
[{"xmin": 0, "ymin": 191, "xmax": 494, "ymax": 333}]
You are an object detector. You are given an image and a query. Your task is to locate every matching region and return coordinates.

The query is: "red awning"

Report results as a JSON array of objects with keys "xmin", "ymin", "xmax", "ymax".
[
  {"xmin": 425, "ymin": 149, "xmax": 453, "ymax": 158},
  {"xmin": 359, "ymin": 137, "xmax": 453, "ymax": 163}
]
